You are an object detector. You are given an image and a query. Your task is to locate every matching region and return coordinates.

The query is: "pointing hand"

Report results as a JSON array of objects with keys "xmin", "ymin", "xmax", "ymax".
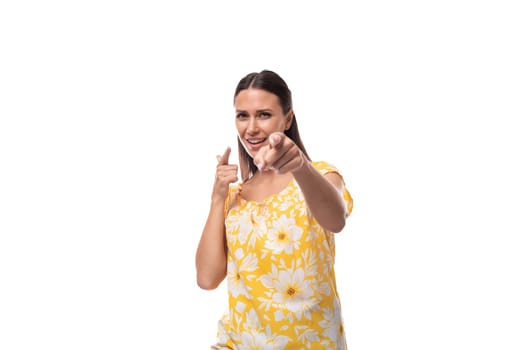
[
  {"xmin": 212, "ymin": 147, "xmax": 238, "ymax": 201},
  {"xmin": 253, "ymin": 132, "xmax": 306, "ymax": 174}
]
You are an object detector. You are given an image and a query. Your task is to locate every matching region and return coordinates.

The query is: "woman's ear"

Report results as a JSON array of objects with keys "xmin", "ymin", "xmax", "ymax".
[{"xmin": 285, "ymin": 110, "xmax": 294, "ymax": 130}]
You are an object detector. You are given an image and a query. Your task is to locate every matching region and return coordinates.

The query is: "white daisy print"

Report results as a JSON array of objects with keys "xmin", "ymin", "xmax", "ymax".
[
  {"xmin": 272, "ymin": 268, "xmax": 315, "ymax": 314},
  {"xmin": 227, "ymin": 249, "xmax": 258, "ymax": 298},
  {"xmin": 265, "ymin": 215, "xmax": 303, "ymax": 254}
]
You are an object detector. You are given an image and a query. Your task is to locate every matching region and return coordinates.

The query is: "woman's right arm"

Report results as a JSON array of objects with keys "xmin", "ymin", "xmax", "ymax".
[
  {"xmin": 195, "ymin": 198, "xmax": 228, "ymax": 290},
  {"xmin": 195, "ymin": 147, "xmax": 237, "ymax": 290}
]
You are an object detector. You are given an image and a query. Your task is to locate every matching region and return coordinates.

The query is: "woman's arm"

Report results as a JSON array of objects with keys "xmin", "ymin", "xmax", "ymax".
[
  {"xmin": 292, "ymin": 160, "xmax": 349, "ymax": 233},
  {"xmin": 195, "ymin": 198, "xmax": 228, "ymax": 290},
  {"xmin": 255, "ymin": 133, "xmax": 350, "ymax": 233},
  {"xmin": 195, "ymin": 147, "xmax": 237, "ymax": 290}
]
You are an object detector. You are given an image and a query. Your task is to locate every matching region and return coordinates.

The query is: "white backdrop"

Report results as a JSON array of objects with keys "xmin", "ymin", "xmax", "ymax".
[{"xmin": 1, "ymin": 1, "xmax": 524, "ymax": 349}]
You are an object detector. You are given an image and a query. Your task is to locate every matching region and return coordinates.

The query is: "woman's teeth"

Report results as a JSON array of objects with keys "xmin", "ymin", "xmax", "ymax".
[{"xmin": 247, "ymin": 139, "xmax": 265, "ymax": 144}]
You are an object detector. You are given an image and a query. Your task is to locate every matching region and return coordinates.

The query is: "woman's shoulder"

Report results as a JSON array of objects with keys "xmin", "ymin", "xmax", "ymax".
[
  {"xmin": 224, "ymin": 182, "xmax": 241, "ymax": 213},
  {"xmin": 312, "ymin": 160, "xmax": 353, "ymax": 216},
  {"xmin": 226, "ymin": 182, "xmax": 241, "ymax": 201},
  {"xmin": 311, "ymin": 160, "xmax": 341, "ymax": 175}
]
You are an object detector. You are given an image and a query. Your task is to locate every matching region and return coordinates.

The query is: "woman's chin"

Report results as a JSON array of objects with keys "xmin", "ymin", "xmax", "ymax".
[{"xmin": 240, "ymin": 142, "xmax": 260, "ymax": 159}]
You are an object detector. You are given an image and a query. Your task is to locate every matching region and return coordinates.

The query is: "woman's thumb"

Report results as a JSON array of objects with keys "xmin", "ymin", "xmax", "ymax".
[{"xmin": 269, "ymin": 133, "xmax": 282, "ymax": 148}]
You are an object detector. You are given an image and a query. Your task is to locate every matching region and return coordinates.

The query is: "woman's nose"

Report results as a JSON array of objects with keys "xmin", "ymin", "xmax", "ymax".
[{"xmin": 247, "ymin": 117, "xmax": 259, "ymax": 133}]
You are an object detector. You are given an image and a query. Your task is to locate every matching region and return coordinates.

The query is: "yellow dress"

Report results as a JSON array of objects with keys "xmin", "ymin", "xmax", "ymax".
[{"xmin": 212, "ymin": 161, "xmax": 353, "ymax": 350}]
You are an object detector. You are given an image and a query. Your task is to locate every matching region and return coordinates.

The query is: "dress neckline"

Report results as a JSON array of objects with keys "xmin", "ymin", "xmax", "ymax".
[{"xmin": 238, "ymin": 178, "xmax": 295, "ymax": 205}]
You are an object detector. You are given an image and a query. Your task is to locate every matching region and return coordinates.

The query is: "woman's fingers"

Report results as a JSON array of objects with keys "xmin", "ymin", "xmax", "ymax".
[
  {"xmin": 216, "ymin": 147, "xmax": 231, "ymax": 165},
  {"xmin": 273, "ymin": 151, "xmax": 305, "ymax": 174},
  {"xmin": 255, "ymin": 134, "xmax": 299, "ymax": 173},
  {"xmin": 212, "ymin": 147, "xmax": 237, "ymax": 200},
  {"xmin": 216, "ymin": 165, "xmax": 238, "ymax": 180},
  {"xmin": 269, "ymin": 133, "xmax": 284, "ymax": 149}
]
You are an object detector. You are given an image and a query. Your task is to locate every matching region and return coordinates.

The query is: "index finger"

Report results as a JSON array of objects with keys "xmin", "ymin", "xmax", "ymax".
[{"xmin": 217, "ymin": 146, "xmax": 231, "ymax": 165}]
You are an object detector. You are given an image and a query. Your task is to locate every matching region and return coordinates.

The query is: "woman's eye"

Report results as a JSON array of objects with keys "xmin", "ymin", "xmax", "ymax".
[
  {"xmin": 236, "ymin": 113, "xmax": 248, "ymax": 119},
  {"xmin": 260, "ymin": 112, "xmax": 271, "ymax": 118}
]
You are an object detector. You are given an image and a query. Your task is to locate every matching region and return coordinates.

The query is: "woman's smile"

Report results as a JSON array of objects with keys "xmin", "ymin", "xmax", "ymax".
[{"xmin": 244, "ymin": 137, "xmax": 267, "ymax": 152}]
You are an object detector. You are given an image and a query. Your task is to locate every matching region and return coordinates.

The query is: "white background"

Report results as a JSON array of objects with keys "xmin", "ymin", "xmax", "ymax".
[{"xmin": 1, "ymin": 0, "xmax": 524, "ymax": 349}]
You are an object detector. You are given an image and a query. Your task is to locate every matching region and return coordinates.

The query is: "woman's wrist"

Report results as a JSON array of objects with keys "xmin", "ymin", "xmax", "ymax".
[
  {"xmin": 210, "ymin": 195, "xmax": 226, "ymax": 208},
  {"xmin": 291, "ymin": 152, "xmax": 311, "ymax": 178}
]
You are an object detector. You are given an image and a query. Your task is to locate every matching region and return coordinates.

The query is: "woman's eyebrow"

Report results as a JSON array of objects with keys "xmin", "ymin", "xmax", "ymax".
[{"xmin": 235, "ymin": 108, "xmax": 274, "ymax": 113}]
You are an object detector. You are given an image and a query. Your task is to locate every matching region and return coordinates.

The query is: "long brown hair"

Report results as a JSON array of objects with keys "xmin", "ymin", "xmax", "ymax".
[{"xmin": 234, "ymin": 70, "xmax": 311, "ymax": 181}]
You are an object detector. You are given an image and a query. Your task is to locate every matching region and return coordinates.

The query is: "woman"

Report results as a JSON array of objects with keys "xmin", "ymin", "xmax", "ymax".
[{"xmin": 196, "ymin": 70, "xmax": 353, "ymax": 349}]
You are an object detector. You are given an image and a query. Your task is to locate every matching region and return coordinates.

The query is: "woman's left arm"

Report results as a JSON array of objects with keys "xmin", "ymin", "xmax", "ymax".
[
  {"xmin": 292, "ymin": 160, "xmax": 349, "ymax": 233},
  {"xmin": 254, "ymin": 132, "xmax": 350, "ymax": 233}
]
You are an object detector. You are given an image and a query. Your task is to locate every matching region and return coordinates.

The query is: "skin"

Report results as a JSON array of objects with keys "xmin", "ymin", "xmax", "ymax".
[{"xmin": 195, "ymin": 88, "xmax": 349, "ymax": 290}]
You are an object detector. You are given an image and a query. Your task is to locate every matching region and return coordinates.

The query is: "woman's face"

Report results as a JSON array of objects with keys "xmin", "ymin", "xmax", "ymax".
[{"xmin": 234, "ymin": 88, "xmax": 292, "ymax": 158}]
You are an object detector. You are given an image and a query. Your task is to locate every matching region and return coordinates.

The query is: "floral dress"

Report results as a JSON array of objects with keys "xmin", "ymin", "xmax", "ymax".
[{"xmin": 212, "ymin": 161, "xmax": 353, "ymax": 350}]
